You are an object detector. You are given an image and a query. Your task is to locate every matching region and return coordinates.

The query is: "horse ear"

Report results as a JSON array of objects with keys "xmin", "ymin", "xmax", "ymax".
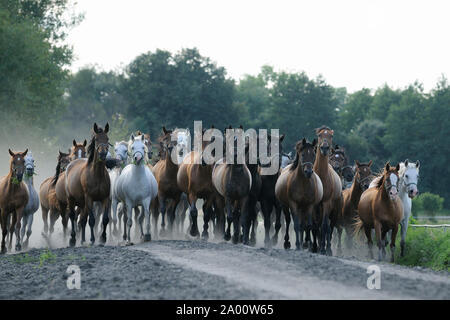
[
  {"xmin": 396, "ymin": 163, "xmax": 401, "ymax": 171},
  {"xmin": 131, "ymin": 134, "xmax": 135, "ymax": 142},
  {"xmin": 312, "ymin": 138, "xmax": 317, "ymax": 147},
  {"xmin": 404, "ymin": 159, "xmax": 409, "ymax": 167},
  {"xmin": 355, "ymin": 160, "xmax": 361, "ymax": 167},
  {"xmin": 416, "ymin": 160, "xmax": 420, "ymax": 168},
  {"xmin": 301, "ymin": 138, "xmax": 306, "ymax": 146},
  {"xmin": 83, "ymin": 139, "xmax": 87, "ymax": 147},
  {"xmin": 94, "ymin": 123, "xmax": 99, "ymax": 134},
  {"xmin": 239, "ymin": 124, "xmax": 243, "ymax": 129},
  {"xmin": 211, "ymin": 125, "xmax": 215, "ymax": 129},
  {"xmin": 104, "ymin": 123, "xmax": 109, "ymax": 133},
  {"xmin": 280, "ymin": 134, "xmax": 285, "ymax": 142},
  {"xmin": 162, "ymin": 126, "xmax": 168, "ymax": 135},
  {"xmin": 22, "ymin": 149, "xmax": 28, "ymax": 156},
  {"xmin": 385, "ymin": 162, "xmax": 390, "ymax": 171},
  {"xmin": 73, "ymin": 140, "xmax": 77, "ymax": 147},
  {"xmin": 8, "ymin": 149, "xmax": 14, "ymax": 157},
  {"xmin": 368, "ymin": 160, "xmax": 373, "ymax": 167},
  {"xmin": 335, "ymin": 144, "xmax": 339, "ymax": 149}
]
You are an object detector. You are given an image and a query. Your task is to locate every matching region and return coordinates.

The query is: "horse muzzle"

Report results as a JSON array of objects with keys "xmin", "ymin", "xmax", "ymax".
[
  {"xmin": 320, "ymin": 145, "xmax": 330, "ymax": 156},
  {"xmin": 26, "ymin": 167, "xmax": 34, "ymax": 176},
  {"xmin": 389, "ymin": 187, "xmax": 398, "ymax": 200},
  {"xmin": 16, "ymin": 173, "xmax": 23, "ymax": 182},
  {"xmin": 408, "ymin": 188, "xmax": 419, "ymax": 199}
]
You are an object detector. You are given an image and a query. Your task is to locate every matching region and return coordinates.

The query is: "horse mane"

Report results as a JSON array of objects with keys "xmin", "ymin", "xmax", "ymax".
[
  {"xmin": 290, "ymin": 152, "xmax": 299, "ymax": 171},
  {"xmin": 52, "ymin": 153, "xmax": 68, "ymax": 186},
  {"xmin": 87, "ymin": 135, "xmax": 96, "ymax": 164},
  {"xmin": 398, "ymin": 161, "xmax": 419, "ymax": 178}
]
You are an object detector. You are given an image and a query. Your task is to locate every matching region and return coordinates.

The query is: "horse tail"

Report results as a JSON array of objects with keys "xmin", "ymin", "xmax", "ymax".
[{"xmin": 352, "ymin": 215, "xmax": 364, "ymax": 238}]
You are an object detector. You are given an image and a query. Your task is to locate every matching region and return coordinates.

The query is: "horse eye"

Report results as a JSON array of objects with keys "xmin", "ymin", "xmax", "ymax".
[{"xmin": 405, "ymin": 175, "xmax": 409, "ymax": 179}]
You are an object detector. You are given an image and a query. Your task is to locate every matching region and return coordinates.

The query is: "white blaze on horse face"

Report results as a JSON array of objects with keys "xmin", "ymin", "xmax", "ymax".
[
  {"xmin": 388, "ymin": 173, "xmax": 398, "ymax": 198},
  {"xmin": 78, "ymin": 150, "xmax": 82, "ymax": 159}
]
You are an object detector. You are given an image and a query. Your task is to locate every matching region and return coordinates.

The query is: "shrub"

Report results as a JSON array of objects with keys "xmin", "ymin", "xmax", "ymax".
[{"xmin": 412, "ymin": 192, "xmax": 444, "ymax": 217}]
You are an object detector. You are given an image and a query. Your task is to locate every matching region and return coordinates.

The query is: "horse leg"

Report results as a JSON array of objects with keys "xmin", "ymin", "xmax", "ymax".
[
  {"xmin": 140, "ymin": 198, "xmax": 152, "ymax": 242},
  {"xmin": 188, "ymin": 194, "xmax": 199, "ymax": 238},
  {"xmin": 304, "ymin": 206, "xmax": 313, "ymax": 250},
  {"xmin": 224, "ymin": 198, "xmax": 232, "ymax": 241},
  {"xmin": 0, "ymin": 210, "xmax": 8, "ymax": 254},
  {"xmin": 400, "ymin": 216, "xmax": 408, "ymax": 257},
  {"xmin": 363, "ymin": 225, "xmax": 373, "ymax": 259},
  {"xmin": 134, "ymin": 206, "xmax": 141, "ymax": 237},
  {"xmin": 283, "ymin": 207, "xmax": 291, "ymax": 250},
  {"xmin": 117, "ymin": 202, "xmax": 123, "ymax": 234},
  {"xmin": 9, "ymin": 213, "xmax": 16, "ymax": 251},
  {"xmin": 168, "ymin": 197, "xmax": 179, "ymax": 238},
  {"xmin": 20, "ymin": 215, "xmax": 27, "ymax": 248},
  {"xmin": 260, "ymin": 200, "xmax": 272, "ymax": 248},
  {"xmin": 336, "ymin": 226, "xmax": 343, "ymax": 256},
  {"xmin": 246, "ymin": 198, "xmax": 257, "ymax": 246},
  {"xmin": 122, "ymin": 204, "xmax": 128, "ymax": 241},
  {"xmin": 111, "ymin": 198, "xmax": 119, "ymax": 237},
  {"xmin": 42, "ymin": 206, "xmax": 49, "ymax": 236},
  {"xmin": 125, "ymin": 202, "xmax": 134, "ymax": 244},
  {"xmin": 250, "ymin": 212, "xmax": 258, "ymax": 247},
  {"xmin": 390, "ymin": 224, "xmax": 399, "ymax": 262},
  {"xmin": 293, "ymin": 212, "xmax": 301, "ymax": 251},
  {"xmin": 241, "ymin": 198, "xmax": 253, "ymax": 246},
  {"xmin": 14, "ymin": 207, "xmax": 24, "ymax": 252},
  {"xmin": 232, "ymin": 199, "xmax": 245, "ymax": 245},
  {"xmin": 68, "ymin": 200, "xmax": 77, "ymax": 247},
  {"xmin": 24, "ymin": 213, "xmax": 33, "ymax": 247},
  {"xmin": 159, "ymin": 197, "xmax": 167, "ymax": 237},
  {"xmin": 272, "ymin": 201, "xmax": 282, "ymax": 246},
  {"xmin": 100, "ymin": 199, "xmax": 110, "ymax": 245},
  {"xmin": 213, "ymin": 196, "xmax": 225, "ymax": 240},
  {"xmin": 374, "ymin": 221, "xmax": 383, "ymax": 261},
  {"xmin": 49, "ymin": 209, "xmax": 59, "ymax": 239},
  {"xmin": 201, "ymin": 202, "xmax": 212, "ymax": 241}
]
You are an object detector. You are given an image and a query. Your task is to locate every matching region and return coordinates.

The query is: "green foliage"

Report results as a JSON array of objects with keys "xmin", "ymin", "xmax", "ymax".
[
  {"xmin": 396, "ymin": 228, "xmax": 450, "ymax": 271},
  {"xmin": 413, "ymin": 192, "xmax": 445, "ymax": 217},
  {"xmin": 39, "ymin": 249, "xmax": 56, "ymax": 267}
]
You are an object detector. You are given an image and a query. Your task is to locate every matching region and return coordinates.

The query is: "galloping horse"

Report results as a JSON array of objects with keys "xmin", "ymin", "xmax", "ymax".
[
  {"xmin": 356, "ymin": 162, "xmax": 403, "ymax": 262},
  {"xmin": 115, "ymin": 134, "xmax": 158, "ymax": 243},
  {"xmin": 336, "ymin": 160, "xmax": 372, "ymax": 253},
  {"xmin": 329, "ymin": 145, "xmax": 354, "ymax": 190},
  {"xmin": 0, "ymin": 149, "xmax": 29, "ymax": 253},
  {"xmin": 177, "ymin": 126, "xmax": 223, "ymax": 239},
  {"xmin": 313, "ymin": 126, "xmax": 342, "ymax": 255},
  {"xmin": 19, "ymin": 152, "xmax": 39, "ymax": 248},
  {"xmin": 110, "ymin": 141, "xmax": 129, "ymax": 236},
  {"xmin": 212, "ymin": 127, "xmax": 252, "ymax": 244},
  {"xmin": 65, "ymin": 123, "xmax": 111, "ymax": 246},
  {"xmin": 152, "ymin": 127, "xmax": 182, "ymax": 237},
  {"xmin": 276, "ymin": 138, "xmax": 323, "ymax": 251},
  {"xmin": 40, "ymin": 151, "xmax": 71, "ymax": 238}
]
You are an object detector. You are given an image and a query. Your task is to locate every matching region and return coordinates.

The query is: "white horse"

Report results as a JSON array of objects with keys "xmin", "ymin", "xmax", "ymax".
[
  {"xmin": 115, "ymin": 135, "xmax": 158, "ymax": 243},
  {"xmin": 109, "ymin": 141, "xmax": 129, "ymax": 236},
  {"xmin": 368, "ymin": 159, "xmax": 420, "ymax": 256},
  {"xmin": 20, "ymin": 152, "xmax": 39, "ymax": 248}
]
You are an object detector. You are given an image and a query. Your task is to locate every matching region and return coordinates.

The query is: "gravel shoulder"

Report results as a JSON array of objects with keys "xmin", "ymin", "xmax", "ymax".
[{"xmin": 0, "ymin": 239, "xmax": 449, "ymax": 300}]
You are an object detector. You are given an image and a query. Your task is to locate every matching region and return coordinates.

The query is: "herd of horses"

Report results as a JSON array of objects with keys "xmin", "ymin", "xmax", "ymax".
[{"xmin": 0, "ymin": 123, "xmax": 421, "ymax": 263}]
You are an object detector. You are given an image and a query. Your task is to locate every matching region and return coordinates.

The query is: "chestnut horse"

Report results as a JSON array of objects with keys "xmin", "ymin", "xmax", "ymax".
[
  {"xmin": 65, "ymin": 123, "xmax": 111, "ymax": 246},
  {"xmin": 313, "ymin": 126, "xmax": 342, "ymax": 255},
  {"xmin": 70, "ymin": 139, "xmax": 87, "ymax": 161},
  {"xmin": 335, "ymin": 160, "xmax": 372, "ymax": 253},
  {"xmin": 276, "ymin": 138, "xmax": 323, "ymax": 251},
  {"xmin": 177, "ymin": 127, "xmax": 224, "ymax": 239},
  {"xmin": 0, "ymin": 149, "xmax": 29, "ymax": 253},
  {"xmin": 356, "ymin": 162, "xmax": 403, "ymax": 262},
  {"xmin": 40, "ymin": 151, "xmax": 71, "ymax": 238},
  {"xmin": 152, "ymin": 127, "xmax": 182, "ymax": 237}
]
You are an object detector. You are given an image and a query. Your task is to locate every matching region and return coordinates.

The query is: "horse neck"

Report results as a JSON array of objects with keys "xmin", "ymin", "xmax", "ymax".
[
  {"xmin": 378, "ymin": 175, "xmax": 391, "ymax": 202},
  {"xmin": 164, "ymin": 150, "xmax": 178, "ymax": 172},
  {"xmin": 313, "ymin": 147, "xmax": 329, "ymax": 178},
  {"xmin": 349, "ymin": 173, "xmax": 362, "ymax": 205},
  {"xmin": 89, "ymin": 150, "xmax": 107, "ymax": 177},
  {"xmin": 23, "ymin": 174, "xmax": 34, "ymax": 186}
]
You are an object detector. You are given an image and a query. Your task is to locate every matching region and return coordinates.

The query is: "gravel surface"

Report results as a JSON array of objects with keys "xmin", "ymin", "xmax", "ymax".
[{"xmin": 0, "ymin": 239, "xmax": 449, "ymax": 300}]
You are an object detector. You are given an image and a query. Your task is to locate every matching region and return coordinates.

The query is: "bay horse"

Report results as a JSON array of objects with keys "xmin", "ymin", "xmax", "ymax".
[
  {"xmin": 40, "ymin": 151, "xmax": 71, "ymax": 238},
  {"xmin": 275, "ymin": 138, "xmax": 323, "ymax": 251},
  {"xmin": 212, "ymin": 128, "xmax": 252, "ymax": 244},
  {"xmin": 329, "ymin": 145, "xmax": 354, "ymax": 190},
  {"xmin": 313, "ymin": 126, "xmax": 342, "ymax": 255},
  {"xmin": 336, "ymin": 160, "xmax": 372, "ymax": 253},
  {"xmin": 177, "ymin": 126, "xmax": 224, "ymax": 239},
  {"xmin": 65, "ymin": 123, "xmax": 111, "ymax": 246},
  {"xmin": 0, "ymin": 149, "xmax": 29, "ymax": 253},
  {"xmin": 152, "ymin": 127, "xmax": 182, "ymax": 237},
  {"xmin": 356, "ymin": 162, "xmax": 403, "ymax": 262},
  {"xmin": 19, "ymin": 152, "xmax": 39, "ymax": 249},
  {"xmin": 115, "ymin": 134, "xmax": 158, "ymax": 243}
]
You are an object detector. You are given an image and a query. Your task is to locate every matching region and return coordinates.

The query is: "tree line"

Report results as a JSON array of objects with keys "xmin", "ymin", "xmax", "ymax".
[{"xmin": 1, "ymin": 1, "xmax": 449, "ymax": 207}]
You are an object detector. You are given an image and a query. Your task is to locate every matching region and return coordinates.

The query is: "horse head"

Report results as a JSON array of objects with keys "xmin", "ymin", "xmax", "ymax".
[
  {"xmin": 400, "ymin": 159, "xmax": 420, "ymax": 199},
  {"xmin": 71, "ymin": 139, "xmax": 87, "ymax": 160},
  {"xmin": 90, "ymin": 122, "xmax": 110, "ymax": 162},
  {"xmin": 114, "ymin": 141, "xmax": 128, "ymax": 164},
  {"xmin": 130, "ymin": 134, "xmax": 146, "ymax": 165},
  {"xmin": 8, "ymin": 149, "xmax": 28, "ymax": 183},
  {"xmin": 354, "ymin": 160, "xmax": 373, "ymax": 191},
  {"xmin": 315, "ymin": 125, "xmax": 334, "ymax": 156},
  {"xmin": 293, "ymin": 138, "xmax": 316, "ymax": 178},
  {"xmin": 24, "ymin": 152, "xmax": 35, "ymax": 177},
  {"xmin": 381, "ymin": 162, "xmax": 401, "ymax": 200}
]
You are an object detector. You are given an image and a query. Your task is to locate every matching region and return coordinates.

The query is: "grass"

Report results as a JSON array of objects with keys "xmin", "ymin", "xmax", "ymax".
[{"xmin": 395, "ymin": 227, "xmax": 450, "ymax": 272}]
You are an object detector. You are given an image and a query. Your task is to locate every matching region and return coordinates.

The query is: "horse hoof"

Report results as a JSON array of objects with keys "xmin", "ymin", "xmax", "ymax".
[
  {"xmin": 201, "ymin": 231, "xmax": 209, "ymax": 241},
  {"xmin": 159, "ymin": 229, "xmax": 166, "ymax": 237},
  {"xmin": 69, "ymin": 238, "xmax": 76, "ymax": 247},
  {"xmin": 190, "ymin": 228, "xmax": 199, "ymax": 238},
  {"xmin": 232, "ymin": 234, "xmax": 239, "ymax": 244},
  {"xmin": 302, "ymin": 242, "xmax": 309, "ymax": 249},
  {"xmin": 224, "ymin": 233, "xmax": 231, "ymax": 241},
  {"xmin": 100, "ymin": 235, "xmax": 107, "ymax": 245},
  {"xmin": 271, "ymin": 237, "xmax": 278, "ymax": 246},
  {"xmin": 284, "ymin": 241, "xmax": 291, "ymax": 250},
  {"xmin": 125, "ymin": 241, "xmax": 134, "ymax": 246},
  {"xmin": 15, "ymin": 244, "xmax": 21, "ymax": 252},
  {"xmin": 326, "ymin": 248, "xmax": 333, "ymax": 256},
  {"xmin": 249, "ymin": 237, "xmax": 256, "ymax": 247},
  {"xmin": 144, "ymin": 234, "xmax": 151, "ymax": 242}
]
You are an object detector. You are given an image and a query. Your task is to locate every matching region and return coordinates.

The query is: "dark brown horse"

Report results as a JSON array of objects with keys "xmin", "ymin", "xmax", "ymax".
[
  {"xmin": 313, "ymin": 126, "xmax": 342, "ymax": 255},
  {"xmin": 329, "ymin": 145, "xmax": 354, "ymax": 190},
  {"xmin": 276, "ymin": 138, "xmax": 323, "ymax": 250},
  {"xmin": 335, "ymin": 160, "xmax": 372, "ymax": 253},
  {"xmin": 212, "ymin": 128, "xmax": 252, "ymax": 244},
  {"xmin": 177, "ymin": 127, "xmax": 224, "ymax": 239},
  {"xmin": 65, "ymin": 123, "xmax": 111, "ymax": 246},
  {"xmin": 0, "ymin": 149, "xmax": 29, "ymax": 253},
  {"xmin": 356, "ymin": 162, "xmax": 403, "ymax": 262},
  {"xmin": 40, "ymin": 151, "xmax": 71, "ymax": 237},
  {"xmin": 152, "ymin": 127, "xmax": 182, "ymax": 237},
  {"xmin": 70, "ymin": 140, "xmax": 87, "ymax": 160}
]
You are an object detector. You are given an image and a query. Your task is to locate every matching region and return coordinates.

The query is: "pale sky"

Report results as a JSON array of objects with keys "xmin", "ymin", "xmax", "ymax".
[{"xmin": 66, "ymin": 0, "xmax": 450, "ymax": 92}]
